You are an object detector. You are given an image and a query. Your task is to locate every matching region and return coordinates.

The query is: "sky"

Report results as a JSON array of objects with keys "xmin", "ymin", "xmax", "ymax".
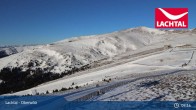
[{"xmin": 0, "ymin": 0, "xmax": 196, "ymax": 46}]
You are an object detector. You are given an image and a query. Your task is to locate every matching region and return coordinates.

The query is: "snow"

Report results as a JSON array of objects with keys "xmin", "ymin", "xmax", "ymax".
[
  {"xmin": 132, "ymin": 50, "xmax": 193, "ymax": 67},
  {"xmin": 131, "ymin": 26, "xmax": 166, "ymax": 35},
  {"xmin": 95, "ymin": 71, "xmax": 196, "ymax": 101},
  {"xmin": 5, "ymin": 63, "xmax": 170, "ymax": 95},
  {"xmin": 0, "ymin": 26, "xmax": 169, "ymax": 73},
  {"xmin": 6, "ymin": 46, "xmax": 196, "ymax": 95},
  {"xmin": 0, "ymin": 45, "xmax": 37, "ymax": 57},
  {"xmin": 0, "ymin": 26, "xmax": 192, "ymax": 74},
  {"xmin": 1, "ymin": 27, "xmax": 196, "ymax": 97}
]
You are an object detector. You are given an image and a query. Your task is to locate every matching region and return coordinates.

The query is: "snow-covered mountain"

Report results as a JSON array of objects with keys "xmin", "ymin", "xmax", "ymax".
[
  {"xmin": 1, "ymin": 26, "xmax": 196, "ymax": 97},
  {"xmin": 0, "ymin": 45, "xmax": 39, "ymax": 58},
  {"xmin": 0, "ymin": 27, "xmax": 177, "ymax": 73},
  {"xmin": 0, "ymin": 46, "xmax": 23, "ymax": 58}
]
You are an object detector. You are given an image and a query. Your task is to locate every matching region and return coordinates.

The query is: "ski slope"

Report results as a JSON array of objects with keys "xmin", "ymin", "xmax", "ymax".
[
  {"xmin": 0, "ymin": 27, "xmax": 186, "ymax": 73},
  {"xmin": 1, "ymin": 27, "xmax": 196, "ymax": 96},
  {"xmin": 6, "ymin": 46, "xmax": 196, "ymax": 95}
]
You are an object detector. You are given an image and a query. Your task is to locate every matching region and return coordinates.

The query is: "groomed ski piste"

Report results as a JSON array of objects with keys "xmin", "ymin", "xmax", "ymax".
[{"xmin": 0, "ymin": 27, "xmax": 196, "ymax": 109}]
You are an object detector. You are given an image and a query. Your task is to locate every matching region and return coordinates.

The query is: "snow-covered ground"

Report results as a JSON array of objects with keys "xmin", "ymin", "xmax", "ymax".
[
  {"xmin": 0, "ymin": 45, "xmax": 37, "ymax": 58},
  {"xmin": 132, "ymin": 49, "xmax": 194, "ymax": 67},
  {"xmin": 1, "ymin": 26, "xmax": 196, "ymax": 73},
  {"xmin": 1, "ymin": 27, "xmax": 196, "ymax": 101},
  {"xmin": 5, "ymin": 46, "xmax": 196, "ymax": 96},
  {"xmin": 95, "ymin": 70, "xmax": 196, "ymax": 101}
]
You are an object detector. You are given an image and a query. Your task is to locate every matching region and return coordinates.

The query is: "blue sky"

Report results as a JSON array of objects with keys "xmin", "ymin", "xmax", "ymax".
[{"xmin": 0, "ymin": 0, "xmax": 196, "ymax": 45}]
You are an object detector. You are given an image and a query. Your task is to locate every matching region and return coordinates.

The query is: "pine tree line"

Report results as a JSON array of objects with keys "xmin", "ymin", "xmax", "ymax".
[{"xmin": 0, "ymin": 64, "xmax": 90, "ymax": 95}]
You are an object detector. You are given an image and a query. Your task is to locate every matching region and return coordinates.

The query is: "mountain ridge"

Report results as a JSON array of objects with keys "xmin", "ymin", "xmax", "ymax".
[{"xmin": 0, "ymin": 26, "xmax": 195, "ymax": 74}]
